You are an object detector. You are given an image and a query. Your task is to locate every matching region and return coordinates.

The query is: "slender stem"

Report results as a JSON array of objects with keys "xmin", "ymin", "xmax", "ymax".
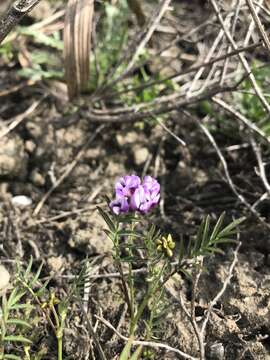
[
  {"xmin": 114, "ymin": 221, "xmax": 133, "ymax": 319},
  {"xmin": 57, "ymin": 312, "xmax": 67, "ymax": 360},
  {"xmin": 130, "ymin": 263, "xmax": 166, "ymax": 335},
  {"xmin": 117, "ymin": 262, "xmax": 133, "ymax": 319},
  {"xmin": 57, "ymin": 334, "xmax": 63, "ymax": 360},
  {"xmin": 190, "ymin": 260, "xmax": 205, "ymax": 360},
  {"xmin": 127, "ymin": 222, "xmax": 136, "ymax": 327}
]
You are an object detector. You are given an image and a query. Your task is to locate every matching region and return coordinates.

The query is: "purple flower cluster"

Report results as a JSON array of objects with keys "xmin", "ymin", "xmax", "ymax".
[{"xmin": 110, "ymin": 175, "xmax": 160, "ymax": 215}]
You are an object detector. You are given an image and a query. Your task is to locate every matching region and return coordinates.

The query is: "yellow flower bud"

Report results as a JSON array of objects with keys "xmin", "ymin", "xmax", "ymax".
[{"xmin": 156, "ymin": 234, "xmax": 175, "ymax": 257}]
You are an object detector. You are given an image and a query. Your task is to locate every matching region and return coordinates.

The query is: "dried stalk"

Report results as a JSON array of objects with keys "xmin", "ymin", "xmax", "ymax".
[{"xmin": 64, "ymin": 0, "xmax": 94, "ymax": 99}]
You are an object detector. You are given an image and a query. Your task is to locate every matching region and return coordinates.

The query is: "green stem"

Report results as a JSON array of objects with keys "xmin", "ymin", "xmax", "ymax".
[
  {"xmin": 117, "ymin": 261, "xmax": 133, "ymax": 319},
  {"xmin": 57, "ymin": 314, "xmax": 66, "ymax": 360},
  {"xmin": 128, "ymin": 222, "xmax": 136, "ymax": 326},
  {"xmin": 114, "ymin": 221, "xmax": 133, "ymax": 320},
  {"xmin": 130, "ymin": 263, "xmax": 166, "ymax": 335},
  {"xmin": 57, "ymin": 333, "xmax": 63, "ymax": 360}
]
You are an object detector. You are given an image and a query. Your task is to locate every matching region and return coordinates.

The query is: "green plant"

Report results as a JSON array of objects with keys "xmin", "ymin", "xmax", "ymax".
[
  {"xmin": 234, "ymin": 62, "xmax": 270, "ymax": 135},
  {"xmin": 0, "ymin": 258, "xmax": 45, "ymax": 360},
  {"xmin": 0, "ymin": 258, "xmax": 69, "ymax": 360},
  {"xmin": 98, "ymin": 174, "xmax": 245, "ymax": 359}
]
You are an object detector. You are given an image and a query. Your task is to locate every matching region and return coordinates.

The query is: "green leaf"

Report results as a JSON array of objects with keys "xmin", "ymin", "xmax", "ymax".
[
  {"xmin": 202, "ymin": 215, "xmax": 211, "ymax": 248},
  {"xmin": 215, "ymin": 238, "xmax": 238, "ymax": 245},
  {"xmin": 119, "ymin": 216, "xmax": 139, "ymax": 224},
  {"xmin": 7, "ymin": 289, "xmax": 26, "ymax": 309},
  {"xmin": 103, "ymin": 229, "xmax": 115, "ymax": 241},
  {"xmin": 97, "ymin": 206, "xmax": 116, "ymax": 232},
  {"xmin": 4, "ymin": 335, "xmax": 32, "ymax": 344},
  {"xmin": 129, "ymin": 345, "xmax": 143, "ymax": 360},
  {"xmin": 186, "ymin": 237, "xmax": 193, "ymax": 258},
  {"xmin": 193, "ymin": 217, "xmax": 206, "ymax": 255},
  {"xmin": 118, "ymin": 231, "xmax": 141, "ymax": 238},
  {"xmin": 17, "ymin": 27, "xmax": 63, "ymax": 50},
  {"xmin": 6, "ymin": 319, "xmax": 32, "ymax": 329},
  {"xmin": 25, "ymin": 256, "xmax": 33, "ymax": 279},
  {"xmin": 30, "ymin": 262, "xmax": 44, "ymax": 287},
  {"xmin": 11, "ymin": 304, "xmax": 34, "ymax": 311},
  {"xmin": 36, "ymin": 277, "xmax": 50, "ymax": 296},
  {"xmin": 210, "ymin": 212, "xmax": 225, "ymax": 243},
  {"xmin": 3, "ymin": 354, "xmax": 22, "ymax": 360},
  {"xmin": 119, "ymin": 337, "xmax": 134, "ymax": 360},
  {"xmin": 204, "ymin": 247, "xmax": 225, "ymax": 255},
  {"xmin": 218, "ymin": 217, "xmax": 245, "ymax": 238}
]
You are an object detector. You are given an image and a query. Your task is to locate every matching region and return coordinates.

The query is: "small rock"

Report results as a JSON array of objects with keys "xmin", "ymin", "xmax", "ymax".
[
  {"xmin": 193, "ymin": 168, "xmax": 208, "ymax": 185},
  {"xmin": 25, "ymin": 140, "xmax": 36, "ymax": 153},
  {"xmin": 116, "ymin": 131, "xmax": 138, "ymax": 146},
  {"xmin": 209, "ymin": 342, "xmax": 225, "ymax": 360},
  {"xmin": 0, "ymin": 265, "xmax": 10, "ymax": 294},
  {"xmin": 0, "ymin": 134, "xmax": 28, "ymax": 179},
  {"xmin": 133, "ymin": 146, "xmax": 149, "ymax": 166},
  {"xmin": 26, "ymin": 120, "xmax": 43, "ymax": 138},
  {"xmin": 30, "ymin": 169, "xmax": 45, "ymax": 187},
  {"xmin": 106, "ymin": 161, "xmax": 125, "ymax": 176},
  {"xmin": 12, "ymin": 195, "xmax": 32, "ymax": 208},
  {"xmin": 85, "ymin": 147, "xmax": 105, "ymax": 160},
  {"xmin": 48, "ymin": 256, "xmax": 64, "ymax": 272}
]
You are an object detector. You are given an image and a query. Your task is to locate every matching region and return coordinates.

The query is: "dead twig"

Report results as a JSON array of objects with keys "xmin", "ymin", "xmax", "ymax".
[
  {"xmin": 125, "ymin": 0, "xmax": 172, "ymax": 73},
  {"xmin": 200, "ymin": 242, "xmax": 241, "ymax": 338},
  {"xmin": 0, "ymin": 80, "xmax": 36, "ymax": 97},
  {"xmin": 0, "ymin": 99, "xmax": 43, "ymax": 139},
  {"xmin": 95, "ymin": 315, "xmax": 198, "ymax": 360},
  {"xmin": 78, "ymin": 298, "xmax": 107, "ymax": 360},
  {"xmin": 245, "ymin": 0, "xmax": 270, "ymax": 53},
  {"xmin": 212, "ymin": 96, "xmax": 270, "ymax": 143},
  {"xmin": 100, "ymin": 41, "xmax": 261, "ymax": 101},
  {"xmin": 251, "ymin": 137, "xmax": 270, "ymax": 195},
  {"xmin": 183, "ymin": 110, "xmax": 270, "ymax": 229},
  {"xmin": 210, "ymin": 0, "xmax": 270, "ymax": 114},
  {"xmin": 155, "ymin": 117, "xmax": 186, "ymax": 146},
  {"xmin": 83, "ymin": 80, "xmax": 247, "ymax": 124},
  {"xmin": 190, "ymin": 260, "xmax": 205, "ymax": 360}
]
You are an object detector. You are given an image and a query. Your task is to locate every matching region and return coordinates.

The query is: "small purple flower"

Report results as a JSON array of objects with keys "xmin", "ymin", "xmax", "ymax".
[
  {"xmin": 115, "ymin": 175, "xmax": 141, "ymax": 198},
  {"xmin": 110, "ymin": 174, "xmax": 160, "ymax": 215},
  {"xmin": 130, "ymin": 176, "xmax": 160, "ymax": 214},
  {"xmin": 109, "ymin": 197, "xmax": 129, "ymax": 215}
]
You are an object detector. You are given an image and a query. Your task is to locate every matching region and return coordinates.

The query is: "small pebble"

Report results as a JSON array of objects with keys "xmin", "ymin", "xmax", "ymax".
[
  {"xmin": 209, "ymin": 342, "xmax": 225, "ymax": 360},
  {"xmin": 12, "ymin": 195, "xmax": 32, "ymax": 208}
]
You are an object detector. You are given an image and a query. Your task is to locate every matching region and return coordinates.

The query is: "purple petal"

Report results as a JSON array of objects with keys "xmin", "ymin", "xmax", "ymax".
[
  {"xmin": 120, "ymin": 197, "xmax": 129, "ymax": 213},
  {"xmin": 109, "ymin": 199, "xmax": 121, "ymax": 215},
  {"xmin": 151, "ymin": 193, "xmax": 160, "ymax": 205},
  {"xmin": 115, "ymin": 175, "xmax": 141, "ymax": 198},
  {"xmin": 143, "ymin": 176, "xmax": 160, "ymax": 194},
  {"xmin": 109, "ymin": 197, "xmax": 129, "ymax": 215},
  {"xmin": 139, "ymin": 201, "xmax": 152, "ymax": 214},
  {"xmin": 130, "ymin": 185, "xmax": 146, "ymax": 210}
]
